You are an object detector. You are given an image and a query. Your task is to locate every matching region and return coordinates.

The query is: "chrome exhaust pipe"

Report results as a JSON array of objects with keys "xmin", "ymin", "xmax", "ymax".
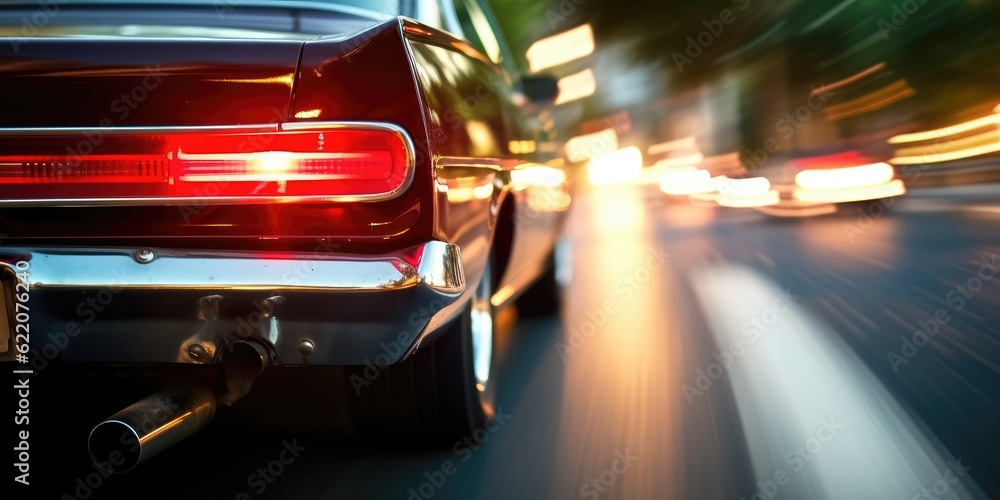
[{"xmin": 88, "ymin": 386, "xmax": 216, "ymax": 473}]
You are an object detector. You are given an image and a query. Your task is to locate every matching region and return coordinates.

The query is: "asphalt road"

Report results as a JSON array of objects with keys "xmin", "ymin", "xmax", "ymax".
[{"xmin": 18, "ymin": 182, "xmax": 1000, "ymax": 500}]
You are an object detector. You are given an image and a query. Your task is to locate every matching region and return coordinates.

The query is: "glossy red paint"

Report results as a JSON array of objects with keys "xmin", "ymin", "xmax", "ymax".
[{"xmin": 0, "ymin": 39, "xmax": 301, "ymax": 128}]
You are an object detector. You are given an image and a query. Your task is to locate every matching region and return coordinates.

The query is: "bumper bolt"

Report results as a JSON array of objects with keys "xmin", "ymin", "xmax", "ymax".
[
  {"xmin": 136, "ymin": 248, "xmax": 156, "ymax": 264},
  {"xmin": 298, "ymin": 340, "xmax": 315, "ymax": 355}
]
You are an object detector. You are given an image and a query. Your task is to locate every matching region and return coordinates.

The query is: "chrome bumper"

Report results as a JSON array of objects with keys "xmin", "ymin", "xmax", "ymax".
[{"xmin": 0, "ymin": 241, "xmax": 466, "ymax": 366}]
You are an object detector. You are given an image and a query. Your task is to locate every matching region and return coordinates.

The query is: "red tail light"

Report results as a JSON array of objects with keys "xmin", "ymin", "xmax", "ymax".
[{"xmin": 0, "ymin": 124, "xmax": 413, "ymax": 203}]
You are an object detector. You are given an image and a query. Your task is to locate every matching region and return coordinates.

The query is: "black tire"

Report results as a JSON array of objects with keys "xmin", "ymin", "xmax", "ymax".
[
  {"xmin": 514, "ymin": 253, "xmax": 561, "ymax": 317},
  {"xmin": 344, "ymin": 259, "xmax": 498, "ymax": 442}
]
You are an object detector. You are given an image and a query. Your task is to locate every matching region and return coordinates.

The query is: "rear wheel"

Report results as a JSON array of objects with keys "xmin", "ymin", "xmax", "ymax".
[{"xmin": 345, "ymin": 259, "xmax": 497, "ymax": 441}]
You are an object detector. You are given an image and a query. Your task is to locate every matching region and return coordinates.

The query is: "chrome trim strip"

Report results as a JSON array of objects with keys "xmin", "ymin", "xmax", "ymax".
[
  {"xmin": 3, "ymin": 241, "xmax": 463, "ymax": 294},
  {"xmin": 0, "ymin": 121, "xmax": 416, "ymax": 205}
]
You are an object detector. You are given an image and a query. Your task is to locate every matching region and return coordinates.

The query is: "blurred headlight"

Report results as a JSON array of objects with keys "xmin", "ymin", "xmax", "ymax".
[
  {"xmin": 588, "ymin": 147, "xmax": 643, "ymax": 186},
  {"xmin": 795, "ymin": 163, "xmax": 895, "ymax": 191},
  {"xmin": 659, "ymin": 168, "xmax": 713, "ymax": 195}
]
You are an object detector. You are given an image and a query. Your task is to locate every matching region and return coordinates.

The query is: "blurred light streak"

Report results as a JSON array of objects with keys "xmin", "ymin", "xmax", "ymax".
[
  {"xmin": 635, "ymin": 165, "xmax": 668, "ymax": 186},
  {"xmin": 702, "ymin": 152, "xmax": 747, "ymax": 177},
  {"xmin": 566, "ymin": 129, "xmax": 618, "ymax": 163},
  {"xmin": 555, "ymin": 69, "xmax": 597, "ymax": 105},
  {"xmin": 587, "ymin": 147, "xmax": 643, "ymax": 186},
  {"xmin": 794, "ymin": 179, "xmax": 906, "ymax": 203},
  {"xmin": 444, "ymin": 176, "xmax": 495, "ymax": 203},
  {"xmin": 824, "ymin": 80, "xmax": 915, "ymax": 121},
  {"xmin": 811, "ymin": 62, "xmax": 885, "ymax": 95},
  {"xmin": 692, "ymin": 265, "xmax": 989, "ymax": 499},
  {"xmin": 795, "ymin": 163, "xmax": 895, "ymax": 191},
  {"xmin": 801, "ymin": 0, "xmax": 859, "ymax": 33},
  {"xmin": 526, "ymin": 24, "xmax": 595, "ymax": 73},
  {"xmin": 659, "ymin": 168, "xmax": 713, "ymax": 195},
  {"xmin": 891, "ymin": 140, "xmax": 1000, "ymax": 165},
  {"xmin": 716, "ymin": 190, "xmax": 780, "ymax": 208},
  {"xmin": 206, "ymin": 73, "xmax": 294, "ymax": 87},
  {"xmin": 789, "ymin": 151, "xmax": 873, "ymax": 169},
  {"xmin": 712, "ymin": 176, "xmax": 771, "ymax": 197},
  {"xmin": 888, "ymin": 110, "xmax": 1000, "ymax": 145},
  {"xmin": 511, "ymin": 165, "xmax": 566, "ymax": 189},
  {"xmin": 648, "ymin": 136, "xmax": 698, "ymax": 157},
  {"xmin": 581, "ymin": 111, "xmax": 631, "ymax": 135},
  {"xmin": 654, "ymin": 153, "xmax": 704, "ymax": 170},
  {"xmin": 755, "ymin": 203, "xmax": 838, "ymax": 218},
  {"xmin": 817, "ymin": 32, "xmax": 883, "ymax": 71},
  {"xmin": 891, "ymin": 129, "xmax": 1000, "ymax": 164},
  {"xmin": 715, "ymin": 21, "xmax": 785, "ymax": 65}
]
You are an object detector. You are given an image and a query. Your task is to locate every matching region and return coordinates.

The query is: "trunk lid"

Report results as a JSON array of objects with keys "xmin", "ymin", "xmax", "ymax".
[{"xmin": 0, "ymin": 38, "xmax": 303, "ymax": 127}]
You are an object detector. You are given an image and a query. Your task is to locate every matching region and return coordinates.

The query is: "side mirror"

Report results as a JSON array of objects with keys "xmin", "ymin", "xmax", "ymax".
[{"xmin": 518, "ymin": 75, "xmax": 560, "ymax": 107}]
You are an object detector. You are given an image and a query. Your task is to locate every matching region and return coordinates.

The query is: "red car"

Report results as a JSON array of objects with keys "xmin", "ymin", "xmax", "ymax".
[{"xmin": 0, "ymin": 0, "xmax": 566, "ymax": 472}]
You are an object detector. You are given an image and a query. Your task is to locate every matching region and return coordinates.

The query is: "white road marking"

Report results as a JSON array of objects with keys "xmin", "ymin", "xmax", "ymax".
[{"xmin": 690, "ymin": 264, "xmax": 986, "ymax": 499}]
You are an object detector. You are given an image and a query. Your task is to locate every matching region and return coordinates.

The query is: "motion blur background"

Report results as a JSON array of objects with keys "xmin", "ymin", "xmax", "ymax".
[{"xmin": 497, "ymin": 0, "xmax": 1000, "ymax": 190}]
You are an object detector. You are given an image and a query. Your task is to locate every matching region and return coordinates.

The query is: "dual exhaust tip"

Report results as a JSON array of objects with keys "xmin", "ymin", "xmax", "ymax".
[{"xmin": 87, "ymin": 340, "xmax": 269, "ymax": 473}]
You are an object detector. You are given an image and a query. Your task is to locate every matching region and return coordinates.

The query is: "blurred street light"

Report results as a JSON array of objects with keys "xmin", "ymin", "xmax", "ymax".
[
  {"xmin": 555, "ymin": 68, "xmax": 597, "ymax": 105},
  {"xmin": 526, "ymin": 24, "xmax": 595, "ymax": 73}
]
